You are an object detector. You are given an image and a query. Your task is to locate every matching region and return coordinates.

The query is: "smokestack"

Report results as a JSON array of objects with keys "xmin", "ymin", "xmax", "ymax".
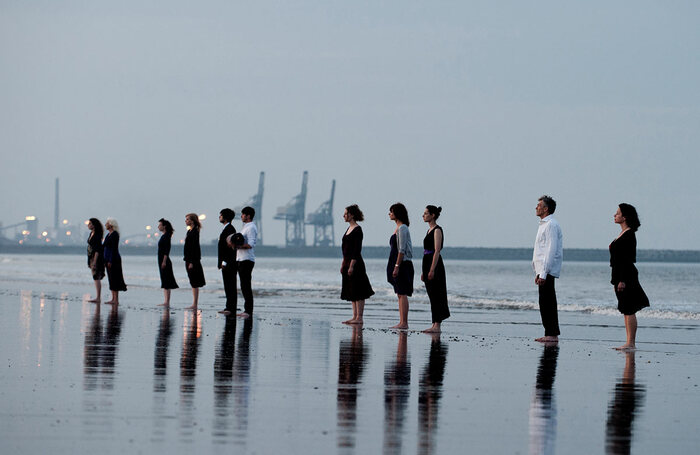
[{"xmin": 54, "ymin": 178, "xmax": 59, "ymax": 231}]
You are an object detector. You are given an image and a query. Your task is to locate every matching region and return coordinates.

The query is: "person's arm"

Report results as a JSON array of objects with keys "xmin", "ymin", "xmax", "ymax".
[
  {"xmin": 541, "ymin": 223, "xmax": 560, "ymax": 281},
  {"xmin": 428, "ymin": 228, "xmax": 443, "ymax": 280},
  {"xmin": 161, "ymin": 236, "xmax": 170, "ymax": 269},
  {"xmin": 239, "ymin": 225, "xmax": 257, "ymax": 250},
  {"xmin": 393, "ymin": 226, "xmax": 406, "ymax": 278},
  {"xmin": 617, "ymin": 233, "xmax": 636, "ymax": 291}
]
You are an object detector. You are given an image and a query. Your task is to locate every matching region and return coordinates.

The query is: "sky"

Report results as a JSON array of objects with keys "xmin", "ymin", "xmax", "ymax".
[{"xmin": 1, "ymin": 1, "xmax": 699, "ymax": 249}]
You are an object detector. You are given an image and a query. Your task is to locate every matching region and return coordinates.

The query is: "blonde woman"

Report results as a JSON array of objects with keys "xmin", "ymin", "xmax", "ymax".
[
  {"xmin": 184, "ymin": 213, "xmax": 205, "ymax": 310},
  {"xmin": 103, "ymin": 218, "xmax": 127, "ymax": 304}
]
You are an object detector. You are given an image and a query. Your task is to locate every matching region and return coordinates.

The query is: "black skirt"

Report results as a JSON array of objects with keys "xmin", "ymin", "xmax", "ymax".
[
  {"xmin": 106, "ymin": 259, "xmax": 127, "ymax": 292},
  {"xmin": 158, "ymin": 255, "xmax": 179, "ymax": 290},
  {"xmin": 614, "ymin": 281, "xmax": 649, "ymax": 315},
  {"xmin": 422, "ymin": 253, "xmax": 450, "ymax": 323},
  {"xmin": 186, "ymin": 261, "xmax": 206, "ymax": 288},
  {"xmin": 341, "ymin": 258, "xmax": 375, "ymax": 301}
]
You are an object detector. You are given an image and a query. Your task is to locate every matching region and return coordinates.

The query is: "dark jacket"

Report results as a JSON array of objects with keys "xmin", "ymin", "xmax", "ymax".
[
  {"xmin": 218, "ymin": 224, "xmax": 237, "ymax": 268},
  {"xmin": 184, "ymin": 229, "xmax": 201, "ymax": 263}
]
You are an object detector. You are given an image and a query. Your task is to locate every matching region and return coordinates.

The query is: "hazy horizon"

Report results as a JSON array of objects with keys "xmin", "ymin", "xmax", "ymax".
[{"xmin": 2, "ymin": 2, "xmax": 699, "ymax": 249}]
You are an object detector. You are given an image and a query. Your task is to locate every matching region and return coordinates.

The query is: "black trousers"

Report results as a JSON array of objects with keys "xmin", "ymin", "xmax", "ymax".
[
  {"xmin": 238, "ymin": 260, "xmax": 255, "ymax": 314},
  {"xmin": 538, "ymin": 274, "xmax": 561, "ymax": 336},
  {"xmin": 221, "ymin": 264, "xmax": 237, "ymax": 312}
]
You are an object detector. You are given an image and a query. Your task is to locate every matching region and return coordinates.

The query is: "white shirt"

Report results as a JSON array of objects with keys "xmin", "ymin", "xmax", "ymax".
[
  {"xmin": 532, "ymin": 215, "xmax": 563, "ymax": 278},
  {"xmin": 237, "ymin": 222, "xmax": 257, "ymax": 262}
]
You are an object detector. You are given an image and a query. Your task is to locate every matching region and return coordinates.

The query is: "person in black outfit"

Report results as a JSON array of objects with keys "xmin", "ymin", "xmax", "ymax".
[
  {"xmin": 184, "ymin": 213, "xmax": 205, "ymax": 310},
  {"xmin": 340, "ymin": 204, "xmax": 375, "ymax": 325},
  {"xmin": 217, "ymin": 208, "xmax": 238, "ymax": 316},
  {"xmin": 103, "ymin": 218, "xmax": 127, "ymax": 304},
  {"xmin": 157, "ymin": 218, "xmax": 178, "ymax": 306},
  {"xmin": 420, "ymin": 205, "xmax": 450, "ymax": 333},
  {"xmin": 86, "ymin": 217, "xmax": 105, "ymax": 303},
  {"xmin": 387, "ymin": 203, "xmax": 413, "ymax": 330},
  {"xmin": 610, "ymin": 203, "xmax": 649, "ymax": 350}
]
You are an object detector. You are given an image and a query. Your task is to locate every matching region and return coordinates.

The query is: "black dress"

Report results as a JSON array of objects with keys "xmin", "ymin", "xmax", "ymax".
[
  {"xmin": 609, "ymin": 230, "xmax": 649, "ymax": 315},
  {"xmin": 184, "ymin": 228, "xmax": 206, "ymax": 288},
  {"xmin": 158, "ymin": 233, "xmax": 179, "ymax": 290},
  {"xmin": 387, "ymin": 233, "xmax": 414, "ymax": 296},
  {"xmin": 103, "ymin": 231, "xmax": 127, "ymax": 292},
  {"xmin": 87, "ymin": 233, "xmax": 105, "ymax": 281},
  {"xmin": 422, "ymin": 226, "xmax": 450, "ymax": 323},
  {"xmin": 340, "ymin": 226, "xmax": 375, "ymax": 301}
]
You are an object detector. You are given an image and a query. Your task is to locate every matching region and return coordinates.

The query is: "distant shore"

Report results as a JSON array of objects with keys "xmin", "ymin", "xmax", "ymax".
[{"xmin": 2, "ymin": 243, "xmax": 699, "ymax": 262}]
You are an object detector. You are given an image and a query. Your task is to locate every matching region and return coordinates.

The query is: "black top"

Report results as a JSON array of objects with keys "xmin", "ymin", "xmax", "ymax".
[
  {"xmin": 423, "ymin": 225, "xmax": 444, "ymax": 252},
  {"xmin": 87, "ymin": 233, "xmax": 103, "ymax": 266},
  {"xmin": 158, "ymin": 232, "xmax": 172, "ymax": 259},
  {"xmin": 609, "ymin": 230, "xmax": 638, "ymax": 285},
  {"xmin": 184, "ymin": 228, "xmax": 201, "ymax": 263},
  {"xmin": 218, "ymin": 224, "xmax": 236, "ymax": 268},
  {"xmin": 342, "ymin": 226, "xmax": 364, "ymax": 261},
  {"xmin": 103, "ymin": 231, "xmax": 121, "ymax": 264}
]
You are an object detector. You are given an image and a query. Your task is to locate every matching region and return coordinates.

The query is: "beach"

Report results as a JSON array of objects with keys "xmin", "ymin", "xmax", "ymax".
[{"xmin": 1, "ymin": 254, "xmax": 699, "ymax": 454}]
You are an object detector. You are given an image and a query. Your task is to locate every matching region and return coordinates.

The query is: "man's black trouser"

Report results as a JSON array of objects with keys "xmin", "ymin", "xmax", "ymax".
[
  {"xmin": 538, "ymin": 274, "xmax": 561, "ymax": 336},
  {"xmin": 238, "ymin": 260, "xmax": 255, "ymax": 315}
]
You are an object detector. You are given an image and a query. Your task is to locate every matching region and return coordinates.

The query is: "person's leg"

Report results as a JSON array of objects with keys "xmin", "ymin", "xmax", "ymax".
[
  {"xmin": 391, "ymin": 295, "xmax": 409, "ymax": 329},
  {"xmin": 186, "ymin": 288, "xmax": 199, "ymax": 310},
  {"xmin": 220, "ymin": 266, "xmax": 237, "ymax": 313},
  {"xmin": 536, "ymin": 275, "xmax": 559, "ymax": 342},
  {"xmin": 90, "ymin": 280, "xmax": 101, "ymax": 303},
  {"xmin": 238, "ymin": 261, "xmax": 254, "ymax": 316},
  {"xmin": 615, "ymin": 314, "xmax": 638, "ymax": 350},
  {"xmin": 161, "ymin": 288, "xmax": 171, "ymax": 306}
]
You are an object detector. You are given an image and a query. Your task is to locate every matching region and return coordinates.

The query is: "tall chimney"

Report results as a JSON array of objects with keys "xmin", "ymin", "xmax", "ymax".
[{"xmin": 54, "ymin": 178, "xmax": 59, "ymax": 231}]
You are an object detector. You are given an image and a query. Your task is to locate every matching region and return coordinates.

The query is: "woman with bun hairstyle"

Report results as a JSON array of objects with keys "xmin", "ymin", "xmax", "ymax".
[
  {"xmin": 103, "ymin": 218, "xmax": 127, "ymax": 304},
  {"xmin": 340, "ymin": 204, "xmax": 374, "ymax": 324},
  {"xmin": 157, "ymin": 218, "xmax": 178, "ymax": 307},
  {"xmin": 421, "ymin": 205, "xmax": 450, "ymax": 333},
  {"xmin": 387, "ymin": 203, "xmax": 413, "ymax": 329},
  {"xmin": 184, "ymin": 213, "xmax": 205, "ymax": 310},
  {"xmin": 610, "ymin": 203, "xmax": 649, "ymax": 350}
]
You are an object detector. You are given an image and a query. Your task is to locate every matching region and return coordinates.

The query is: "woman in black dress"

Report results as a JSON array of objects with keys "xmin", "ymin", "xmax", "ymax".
[
  {"xmin": 387, "ymin": 203, "xmax": 413, "ymax": 330},
  {"xmin": 86, "ymin": 218, "xmax": 105, "ymax": 303},
  {"xmin": 103, "ymin": 218, "xmax": 127, "ymax": 304},
  {"xmin": 157, "ymin": 218, "xmax": 178, "ymax": 306},
  {"xmin": 184, "ymin": 213, "xmax": 205, "ymax": 310},
  {"xmin": 340, "ymin": 204, "xmax": 374, "ymax": 325},
  {"xmin": 610, "ymin": 203, "xmax": 649, "ymax": 350},
  {"xmin": 421, "ymin": 205, "xmax": 450, "ymax": 333}
]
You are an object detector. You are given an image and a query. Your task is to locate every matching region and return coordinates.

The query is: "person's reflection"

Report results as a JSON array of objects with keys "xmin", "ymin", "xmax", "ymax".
[
  {"xmin": 83, "ymin": 305, "xmax": 103, "ymax": 392},
  {"xmin": 384, "ymin": 331, "xmax": 411, "ymax": 454},
  {"xmin": 152, "ymin": 308, "xmax": 173, "ymax": 442},
  {"xmin": 213, "ymin": 316, "xmax": 237, "ymax": 442},
  {"xmin": 232, "ymin": 318, "xmax": 253, "ymax": 442},
  {"xmin": 337, "ymin": 325, "xmax": 369, "ymax": 450},
  {"xmin": 605, "ymin": 351, "xmax": 646, "ymax": 455},
  {"xmin": 528, "ymin": 343, "xmax": 559, "ymax": 455},
  {"xmin": 179, "ymin": 310, "xmax": 202, "ymax": 440},
  {"xmin": 83, "ymin": 304, "xmax": 124, "ymax": 391},
  {"xmin": 417, "ymin": 333, "xmax": 448, "ymax": 455}
]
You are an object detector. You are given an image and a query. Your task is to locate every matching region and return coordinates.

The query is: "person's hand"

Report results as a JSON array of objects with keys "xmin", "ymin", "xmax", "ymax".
[
  {"xmin": 392, "ymin": 266, "xmax": 399, "ymax": 278},
  {"xmin": 348, "ymin": 266, "xmax": 354, "ymax": 276},
  {"xmin": 161, "ymin": 261, "xmax": 167, "ymax": 270},
  {"xmin": 107, "ymin": 263, "xmax": 111, "ymax": 270},
  {"xmin": 535, "ymin": 276, "xmax": 546, "ymax": 286},
  {"xmin": 428, "ymin": 271, "xmax": 435, "ymax": 281},
  {"xmin": 188, "ymin": 263, "xmax": 193, "ymax": 270},
  {"xmin": 617, "ymin": 282, "xmax": 626, "ymax": 292},
  {"xmin": 420, "ymin": 273, "xmax": 425, "ymax": 282}
]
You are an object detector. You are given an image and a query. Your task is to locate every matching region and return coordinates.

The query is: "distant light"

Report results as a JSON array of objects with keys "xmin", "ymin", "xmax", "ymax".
[
  {"xmin": 125, "ymin": 240, "xmax": 130, "ymax": 245},
  {"xmin": 18, "ymin": 240, "xmax": 23, "ymax": 245},
  {"xmin": 147, "ymin": 234, "xmax": 152, "ymax": 238},
  {"xmin": 62, "ymin": 219, "xmax": 68, "ymax": 225},
  {"xmin": 84, "ymin": 220, "xmax": 90, "ymax": 225},
  {"xmin": 66, "ymin": 231, "xmax": 72, "ymax": 236},
  {"xmin": 198, "ymin": 214, "xmax": 206, "ymax": 221},
  {"xmin": 22, "ymin": 230, "xmax": 29, "ymax": 235},
  {"xmin": 179, "ymin": 239, "xmax": 185, "ymax": 244},
  {"xmin": 45, "ymin": 238, "xmax": 50, "ymax": 243},
  {"xmin": 42, "ymin": 231, "xmax": 48, "ymax": 237},
  {"xmin": 146, "ymin": 225, "xmax": 152, "ymax": 230},
  {"xmin": 25, "ymin": 216, "xmax": 36, "ymax": 221}
]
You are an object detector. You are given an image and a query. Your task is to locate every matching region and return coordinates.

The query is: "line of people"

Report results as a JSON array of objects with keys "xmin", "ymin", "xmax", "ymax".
[{"xmin": 85, "ymin": 196, "xmax": 650, "ymax": 350}]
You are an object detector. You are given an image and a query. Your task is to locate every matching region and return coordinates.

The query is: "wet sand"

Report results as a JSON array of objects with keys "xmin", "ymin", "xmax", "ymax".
[{"xmin": 1, "ymin": 280, "xmax": 699, "ymax": 454}]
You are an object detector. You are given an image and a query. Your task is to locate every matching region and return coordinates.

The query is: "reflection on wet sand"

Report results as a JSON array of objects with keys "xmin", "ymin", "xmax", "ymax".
[
  {"xmin": 418, "ymin": 334, "xmax": 448, "ymax": 455},
  {"xmin": 212, "ymin": 316, "xmax": 237, "ymax": 444},
  {"xmin": 179, "ymin": 310, "xmax": 202, "ymax": 441},
  {"xmin": 152, "ymin": 308, "xmax": 173, "ymax": 442},
  {"xmin": 528, "ymin": 344, "xmax": 559, "ymax": 455},
  {"xmin": 232, "ymin": 318, "xmax": 254, "ymax": 445},
  {"xmin": 336, "ymin": 325, "xmax": 369, "ymax": 451},
  {"xmin": 606, "ymin": 352, "xmax": 646, "ymax": 455},
  {"xmin": 82, "ymin": 304, "xmax": 124, "ymax": 438},
  {"xmin": 384, "ymin": 331, "xmax": 411, "ymax": 454}
]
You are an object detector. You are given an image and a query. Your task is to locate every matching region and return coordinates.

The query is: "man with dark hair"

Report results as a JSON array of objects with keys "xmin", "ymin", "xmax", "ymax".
[
  {"xmin": 217, "ymin": 208, "xmax": 237, "ymax": 315},
  {"xmin": 236, "ymin": 206, "xmax": 257, "ymax": 318},
  {"xmin": 532, "ymin": 195, "xmax": 563, "ymax": 342}
]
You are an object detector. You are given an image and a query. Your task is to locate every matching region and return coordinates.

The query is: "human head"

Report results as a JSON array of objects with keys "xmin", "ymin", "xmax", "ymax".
[
  {"xmin": 389, "ymin": 203, "xmax": 410, "ymax": 226},
  {"xmin": 89, "ymin": 218, "xmax": 104, "ymax": 237},
  {"xmin": 158, "ymin": 218, "xmax": 174, "ymax": 235},
  {"xmin": 536, "ymin": 195, "xmax": 557, "ymax": 217},
  {"xmin": 241, "ymin": 206, "xmax": 255, "ymax": 221},
  {"xmin": 105, "ymin": 218, "xmax": 119, "ymax": 233},
  {"xmin": 185, "ymin": 213, "xmax": 201, "ymax": 230},
  {"xmin": 424, "ymin": 205, "xmax": 442, "ymax": 221},
  {"xmin": 345, "ymin": 204, "xmax": 364, "ymax": 222},
  {"xmin": 219, "ymin": 208, "xmax": 235, "ymax": 224},
  {"xmin": 618, "ymin": 203, "xmax": 640, "ymax": 232}
]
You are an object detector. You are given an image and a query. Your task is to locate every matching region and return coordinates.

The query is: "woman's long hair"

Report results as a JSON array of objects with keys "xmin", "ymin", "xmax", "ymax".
[
  {"xmin": 619, "ymin": 203, "xmax": 641, "ymax": 232},
  {"xmin": 186, "ymin": 213, "xmax": 201, "ymax": 231},
  {"xmin": 89, "ymin": 218, "xmax": 104, "ymax": 239},
  {"xmin": 390, "ymin": 203, "xmax": 410, "ymax": 226},
  {"xmin": 159, "ymin": 218, "xmax": 174, "ymax": 235}
]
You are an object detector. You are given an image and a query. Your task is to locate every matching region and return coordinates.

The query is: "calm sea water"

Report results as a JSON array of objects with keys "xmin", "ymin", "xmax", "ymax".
[{"xmin": 1, "ymin": 254, "xmax": 698, "ymax": 320}]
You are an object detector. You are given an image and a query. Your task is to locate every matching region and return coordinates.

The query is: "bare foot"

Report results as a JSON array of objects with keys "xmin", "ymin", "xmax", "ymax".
[
  {"xmin": 88, "ymin": 298, "xmax": 100, "ymax": 303},
  {"xmin": 104, "ymin": 300, "xmax": 118, "ymax": 305},
  {"xmin": 157, "ymin": 303, "xmax": 169, "ymax": 307},
  {"xmin": 390, "ymin": 323, "xmax": 408, "ymax": 330},
  {"xmin": 237, "ymin": 312, "xmax": 250, "ymax": 319},
  {"xmin": 535, "ymin": 336, "xmax": 558, "ymax": 343},
  {"xmin": 347, "ymin": 319, "xmax": 363, "ymax": 325},
  {"xmin": 185, "ymin": 304, "xmax": 197, "ymax": 310},
  {"xmin": 422, "ymin": 326, "xmax": 441, "ymax": 334},
  {"xmin": 218, "ymin": 309, "xmax": 231, "ymax": 315},
  {"xmin": 614, "ymin": 344, "xmax": 635, "ymax": 351},
  {"xmin": 342, "ymin": 319, "xmax": 355, "ymax": 325}
]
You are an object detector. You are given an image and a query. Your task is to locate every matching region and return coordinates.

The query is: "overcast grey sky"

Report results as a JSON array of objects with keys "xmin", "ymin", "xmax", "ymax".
[{"xmin": 2, "ymin": 1, "xmax": 699, "ymax": 249}]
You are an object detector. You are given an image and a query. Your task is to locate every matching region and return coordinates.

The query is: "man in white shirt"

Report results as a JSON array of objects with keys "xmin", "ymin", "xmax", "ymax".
[
  {"xmin": 236, "ymin": 206, "xmax": 257, "ymax": 319},
  {"xmin": 532, "ymin": 195, "xmax": 563, "ymax": 342}
]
